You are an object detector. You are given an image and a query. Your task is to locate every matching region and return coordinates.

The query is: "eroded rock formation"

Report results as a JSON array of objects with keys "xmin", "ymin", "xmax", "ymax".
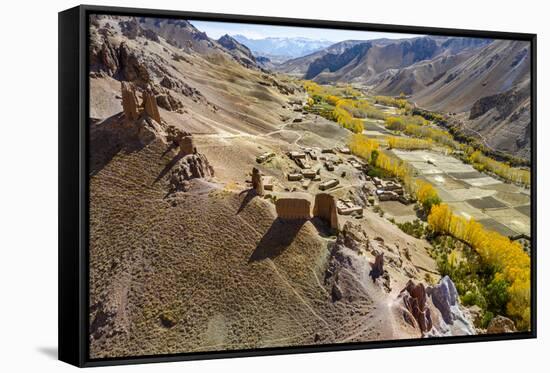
[
  {"xmin": 118, "ymin": 42, "xmax": 151, "ymax": 85},
  {"xmin": 156, "ymin": 93, "xmax": 183, "ymax": 112},
  {"xmin": 427, "ymin": 275, "xmax": 459, "ymax": 324},
  {"xmin": 178, "ymin": 136, "xmax": 194, "ymax": 156},
  {"xmin": 251, "ymin": 167, "xmax": 264, "ymax": 196},
  {"xmin": 397, "ymin": 276, "xmax": 476, "ymax": 336},
  {"xmin": 400, "ymin": 280, "xmax": 433, "ymax": 333},
  {"xmin": 313, "ymin": 193, "xmax": 339, "ymax": 231},
  {"xmin": 169, "ymin": 153, "xmax": 214, "ymax": 192}
]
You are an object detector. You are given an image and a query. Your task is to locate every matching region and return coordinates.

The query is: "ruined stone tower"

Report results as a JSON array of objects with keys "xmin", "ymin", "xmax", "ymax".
[
  {"xmin": 120, "ymin": 82, "xmax": 162, "ymax": 124},
  {"xmin": 142, "ymin": 89, "xmax": 161, "ymax": 123},
  {"xmin": 178, "ymin": 135, "xmax": 195, "ymax": 156},
  {"xmin": 121, "ymin": 82, "xmax": 139, "ymax": 121},
  {"xmin": 313, "ymin": 193, "xmax": 339, "ymax": 231},
  {"xmin": 251, "ymin": 167, "xmax": 264, "ymax": 196}
]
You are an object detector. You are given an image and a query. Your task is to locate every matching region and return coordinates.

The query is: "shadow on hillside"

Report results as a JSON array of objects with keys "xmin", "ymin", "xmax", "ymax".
[
  {"xmin": 161, "ymin": 142, "xmax": 177, "ymax": 158},
  {"xmin": 89, "ymin": 113, "xmax": 149, "ymax": 176},
  {"xmin": 249, "ymin": 218, "xmax": 307, "ymax": 262},
  {"xmin": 154, "ymin": 152, "xmax": 184, "ymax": 184},
  {"xmin": 309, "ymin": 217, "xmax": 335, "ymax": 238},
  {"xmin": 237, "ymin": 188, "xmax": 258, "ymax": 214}
]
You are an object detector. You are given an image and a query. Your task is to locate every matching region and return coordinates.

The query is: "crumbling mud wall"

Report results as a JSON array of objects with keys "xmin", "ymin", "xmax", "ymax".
[
  {"xmin": 166, "ymin": 126, "xmax": 195, "ymax": 155},
  {"xmin": 178, "ymin": 136, "xmax": 195, "ymax": 155},
  {"xmin": 251, "ymin": 167, "xmax": 264, "ymax": 196},
  {"xmin": 313, "ymin": 193, "xmax": 339, "ymax": 230},
  {"xmin": 275, "ymin": 195, "xmax": 312, "ymax": 220}
]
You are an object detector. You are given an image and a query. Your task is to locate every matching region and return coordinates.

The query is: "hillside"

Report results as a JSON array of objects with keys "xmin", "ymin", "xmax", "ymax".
[{"xmin": 276, "ymin": 36, "xmax": 490, "ymax": 82}]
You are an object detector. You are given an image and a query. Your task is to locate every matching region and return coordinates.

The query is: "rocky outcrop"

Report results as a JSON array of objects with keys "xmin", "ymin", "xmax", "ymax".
[
  {"xmin": 160, "ymin": 76, "xmax": 205, "ymax": 103},
  {"xmin": 156, "ymin": 93, "xmax": 183, "ymax": 112},
  {"xmin": 169, "ymin": 153, "xmax": 214, "ymax": 192},
  {"xmin": 251, "ymin": 167, "xmax": 264, "ymax": 196},
  {"xmin": 90, "ymin": 37, "xmax": 120, "ymax": 76},
  {"xmin": 487, "ymin": 315, "xmax": 517, "ymax": 334},
  {"xmin": 469, "ymin": 86, "xmax": 529, "ymax": 121},
  {"xmin": 121, "ymin": 82, "xmax": 140, "ymax": 121},
  {"xmin": 89, "ymin": 36, "xmax": 151, "ymax": 85},
  {"xmin": 400, "ymin": 280, "xmax": 433, "ymax": 333},
  {"xmin": 397, "ymin": 276, "xmax": 476, "ymax": 336},
  {"xmin": 119, "ymin": 19, "xmax": 160, "ymax": 42},
  {"xmin": 118, "ymin": 42, "xmax": 151, "ymax": 85},
  {"xmin": 313, "ymin": 193, "xmax": 339, "ymax": 231},
  {"xmin": 177, "ymin": 136, "xmax": 194, "ymax": 156},
  {"xmin": 336, "ymin": 222, "xmax": 369, "ymax": 254},
  {"xmin": 120, "ymin": 82, "xmax": 162, "ymax": 123},
  {"xmin": 427, "ymin": 275, "xmax": 459, "ymax": 324},
  {"xmin": 89, "ymin": 300, "xmax": 123, "ymax": 341},
  {"xmin": 275, "ymin": 195, "xmax": 312, "ymax": 220},
  {"xmin": 369, "ymin": 253, "xmax": 384, "ymax": 282},
  {"xmin": 134, "ymin": 116, "xmax": 164, "ymax": 145}
]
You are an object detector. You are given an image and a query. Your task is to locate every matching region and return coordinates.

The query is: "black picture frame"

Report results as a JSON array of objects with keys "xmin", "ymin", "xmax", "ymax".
[{"xmin": 59, "ymin": 4, "xmax": 537, "ymax": 367}]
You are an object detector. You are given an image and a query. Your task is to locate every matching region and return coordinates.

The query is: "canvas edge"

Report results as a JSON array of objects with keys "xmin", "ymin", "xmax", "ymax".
[{"xmin": 57, "ymin": 4, "xmax": 537, "ymax": 368}]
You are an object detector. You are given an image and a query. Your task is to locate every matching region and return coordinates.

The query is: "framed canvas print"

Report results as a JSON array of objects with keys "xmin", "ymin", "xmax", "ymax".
[{"xmin": 58, "ymin": 4, "xmax": 536, "ymax": 367}]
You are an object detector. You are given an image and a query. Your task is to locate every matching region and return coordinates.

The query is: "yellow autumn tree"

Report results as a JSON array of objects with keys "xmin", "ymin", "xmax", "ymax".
[
  {"xmin": 348, "ymin": 134, "xmax": 380, "ymax": 161},
  {"xmin": 415, "ymin": 180, "xmax": 441, "ymax": 210},
  {"xmin": 427, "ymin": 203, "xmax": 531, "ymax": 330},
  {"xmin": 387, "ymin": 136, "xmax": 433, "ymax": 150},
  {"xmin": 469, "ymin": 151, "xmax": 530, "ymax": 186}
]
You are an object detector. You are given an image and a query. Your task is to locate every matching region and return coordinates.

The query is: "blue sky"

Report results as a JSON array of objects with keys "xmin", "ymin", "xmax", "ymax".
[{"xmin": 190, "ymin": 20, "xmax": 421, "ymax": 42}]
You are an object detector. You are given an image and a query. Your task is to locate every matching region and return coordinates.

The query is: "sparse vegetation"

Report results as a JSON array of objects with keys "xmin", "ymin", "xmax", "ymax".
[
  {"xmin": 374, "ymin": 95, "xmax": 412, "ymax": 111},
  {"xmin": 304, "ymin": 82, "xmax": 388, "ymax": 133},
  {"xmin": 397, "ymin": 219, "xmax": 429, "ymax": 239}
]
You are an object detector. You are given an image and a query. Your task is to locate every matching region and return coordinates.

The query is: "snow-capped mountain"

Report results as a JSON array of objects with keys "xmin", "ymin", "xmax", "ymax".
[{"xmin": 232, "ymin": 35, "xmax": 333, "ymax": 62}]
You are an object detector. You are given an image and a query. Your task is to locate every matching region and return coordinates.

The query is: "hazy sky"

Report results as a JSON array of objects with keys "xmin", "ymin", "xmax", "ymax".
[{"xmin": 190, "ymin": 20, "xmax": 420, "ymax": 42}]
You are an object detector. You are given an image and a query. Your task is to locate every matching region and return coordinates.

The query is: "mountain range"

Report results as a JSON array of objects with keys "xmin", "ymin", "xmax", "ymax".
[{"xmin": 274, "ymin": 36, "xmax": 531, "ymax": 159}]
